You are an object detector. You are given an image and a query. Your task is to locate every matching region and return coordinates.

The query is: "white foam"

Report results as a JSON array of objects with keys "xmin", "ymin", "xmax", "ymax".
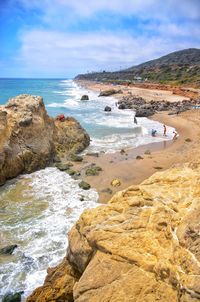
[{"xmin": 0, "ymin": 168, "xmax": 98, "ymax": 300}]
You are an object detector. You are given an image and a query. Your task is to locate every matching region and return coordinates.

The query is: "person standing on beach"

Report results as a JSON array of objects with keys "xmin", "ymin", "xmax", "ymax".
[
  {"xmin": 173, "ymin": 131, "xmax": 178, "ymax": 140},
  {"xmin": 134, "ymin": 116, "xmax": 138, "ymax": 124},
  {"xmin": 163, "ymin": 124, "xmax": 167, "ymax": 136}
]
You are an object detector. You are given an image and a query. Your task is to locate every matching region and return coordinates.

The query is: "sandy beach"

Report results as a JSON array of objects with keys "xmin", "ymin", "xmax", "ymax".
[{"xmin": 73, "ymin": 81, "xmax": 200, "ymax": 202}]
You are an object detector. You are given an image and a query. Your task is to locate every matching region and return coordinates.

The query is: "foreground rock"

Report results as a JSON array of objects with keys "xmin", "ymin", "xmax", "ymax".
[
  {"xmin": 0, "ymin": 95, "xmax": 90, "ymax": 185},
  {"xmin": 28, "ymin": 161, "xmax": 200, "ymax": 301}
]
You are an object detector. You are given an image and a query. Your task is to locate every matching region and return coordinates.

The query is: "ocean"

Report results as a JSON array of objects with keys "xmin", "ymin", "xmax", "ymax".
[
  {"xmin": 0, "ymin": 78, "xmax": 175, "ymax": 153},
  {"xmin": 0, "ymin": 78, "xmax": 175, "ymax": 300}
]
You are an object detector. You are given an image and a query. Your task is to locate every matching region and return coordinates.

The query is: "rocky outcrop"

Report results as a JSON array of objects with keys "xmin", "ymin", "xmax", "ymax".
[
  {"xmin": 118, "ymin": 96, "xmax": 200, "ymax": 117},
  {"xmin": 0, "ymin": 94, "xmax": 90, "ymax": 185},
  {"xmin": 28, "ymin": 162, "xmax": 200, "ymax": 301}
]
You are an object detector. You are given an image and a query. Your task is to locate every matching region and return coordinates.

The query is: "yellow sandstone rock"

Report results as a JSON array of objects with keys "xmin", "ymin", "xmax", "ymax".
[
  {"xmin": 28, "ymin": 163, "xmax": 200, "ymax": 301},
  {"xmin": 111, "ymin": 178, "xmax": 121, "ymax": 187}
]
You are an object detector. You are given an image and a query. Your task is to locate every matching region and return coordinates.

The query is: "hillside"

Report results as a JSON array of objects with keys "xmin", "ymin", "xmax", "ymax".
[{"xmin": 75, "ymin": 48, "xmax": 200, "ymax": 87}]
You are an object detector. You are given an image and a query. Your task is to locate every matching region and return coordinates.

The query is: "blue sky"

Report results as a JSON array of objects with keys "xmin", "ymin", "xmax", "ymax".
[{"xmin": 0, "ymin": 0, "xmax": 200, "ymax": 78}]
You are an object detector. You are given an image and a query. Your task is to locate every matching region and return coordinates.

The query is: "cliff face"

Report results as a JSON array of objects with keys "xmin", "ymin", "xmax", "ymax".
[
  {"xmin": 0, "ymin": 94, "xmax": 90, "ymax": 185},
  {"xmin": 28, "ymin": 161, "xmax": 200, "ymax": 301}
]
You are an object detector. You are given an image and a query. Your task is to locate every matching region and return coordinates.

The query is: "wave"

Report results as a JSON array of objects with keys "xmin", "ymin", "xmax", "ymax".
[{"xmin": 0, "ymin": 168, "xmax": 98, "ymax": 300}]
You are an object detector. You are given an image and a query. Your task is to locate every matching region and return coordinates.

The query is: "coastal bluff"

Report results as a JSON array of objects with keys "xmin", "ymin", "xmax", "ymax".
[
  {"xmin": 0, "ymin": 94, "xmax": 90, "ymax": 185},
  {"xmin": 28, "ymin": 161, "xmax": 200, "ymax": 302}
]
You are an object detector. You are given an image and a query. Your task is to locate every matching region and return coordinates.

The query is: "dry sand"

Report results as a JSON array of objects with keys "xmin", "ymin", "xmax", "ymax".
[
  {"xmin": 78, "ymin": 80, "xmax": 190, "ymax": 102},
  {"xmin": 73, "ymin": 81, "xmax": 200, "ymax": 203}
]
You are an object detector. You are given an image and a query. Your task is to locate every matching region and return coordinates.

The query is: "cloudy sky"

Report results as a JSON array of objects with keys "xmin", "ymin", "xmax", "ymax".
[{"xmin": 0, "ymin": 0, "xmax": 200, "ymax": 77}]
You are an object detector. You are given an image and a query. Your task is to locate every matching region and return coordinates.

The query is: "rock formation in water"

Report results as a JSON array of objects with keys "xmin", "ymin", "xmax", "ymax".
[
  {"xmin": 28, "ymin": 161, "xmax": 200, "ymax": 301},
  {"xmin": 0, "ymin": 94, "xmax": 90, "ymax": 185}
]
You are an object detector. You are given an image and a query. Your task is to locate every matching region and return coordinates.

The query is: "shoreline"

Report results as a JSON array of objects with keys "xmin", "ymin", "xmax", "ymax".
[{"xmin": 73, "ymin": 81, "xmax": 200, "ymax": 202}]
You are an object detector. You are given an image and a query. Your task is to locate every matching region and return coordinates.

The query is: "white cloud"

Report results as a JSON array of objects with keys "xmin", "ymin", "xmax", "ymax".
[
  {"xmin": 3, "ymin": 0, "xmax": 199, "ymax": 77},
  {"xmin": 15, "ymin": 28, "xmax": 199, "ymax": 77},
  {"xmin": 17, "ymin": 0, "xmax": 200, "ymax": 20}
]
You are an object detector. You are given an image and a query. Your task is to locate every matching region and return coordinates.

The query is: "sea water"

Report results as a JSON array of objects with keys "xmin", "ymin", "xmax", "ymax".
[
  {"xmin": 0, "ymin": 79, "xmax": 175, "ymax": 299},
  {"xmin": 0, "ymin": 168, "xmax": 98, "ymax": 300},
  {"xmin": 0, "ymin": 79, "xmax": 175, "ymax": 153}
]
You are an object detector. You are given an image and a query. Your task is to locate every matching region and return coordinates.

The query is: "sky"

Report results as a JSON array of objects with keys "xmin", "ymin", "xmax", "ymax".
[{"xmin": 0, "ymin": 0, "xmax": 200, "ymax": 78}]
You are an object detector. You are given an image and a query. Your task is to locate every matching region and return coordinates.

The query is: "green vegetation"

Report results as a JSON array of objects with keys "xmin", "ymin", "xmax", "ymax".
[{"xmin": 75, "ymin": 48, "xmax": 200, "ymax": 87}]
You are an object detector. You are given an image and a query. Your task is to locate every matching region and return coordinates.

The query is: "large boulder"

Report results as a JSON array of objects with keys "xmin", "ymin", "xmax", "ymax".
[
  {"xmin": 0, "ymin": 95, "xmax": 90, "ymax": 185},
  {"xmin": 99, "ymin": 89, "xmax": 122, "ymax": 97},
  {"xmin": 28, "ymin": 162, "xmax": 200, "ymax": 301},
  {"xmin": 104, "ymin": 106, "xmax": 112, "ymax": 112},
  {"xmin": 80, "ymin": 95, "xmax": 89, "ymax": 100}
]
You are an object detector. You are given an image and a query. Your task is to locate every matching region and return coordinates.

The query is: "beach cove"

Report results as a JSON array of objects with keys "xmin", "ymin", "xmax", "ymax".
[
  {"xmin": 0, "ymin": 79, "xmax": 200, "ymax": 301},
  {"xmin": 74, "ymin": 80, "xmax": 200, "ymax": 202}
]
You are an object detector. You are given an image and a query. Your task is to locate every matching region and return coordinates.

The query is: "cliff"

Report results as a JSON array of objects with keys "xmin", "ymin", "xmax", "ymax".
[
  {"xmin": 28, "ymin": 160, "xmax": 200, "ymax": 301},
  {"xmin": 0, "ymin": 94, "xmax": 90, "ymax": 185}
]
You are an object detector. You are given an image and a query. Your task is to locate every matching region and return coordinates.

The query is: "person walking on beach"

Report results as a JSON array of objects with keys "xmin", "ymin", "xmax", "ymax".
[
  {"xmin": 134, "ymin": 116, "xmax": 138, "ymax": 124},
  {"xmin": 151, "ymin": 129, "xmax": 157, "ymax": 137},
  {"xmin": 163, "ymin": 124, "xmax": 167, "ymax": 136},
  {"xmin": 173, "ymin": 131, "xmax": 178, "ymax": 140}
]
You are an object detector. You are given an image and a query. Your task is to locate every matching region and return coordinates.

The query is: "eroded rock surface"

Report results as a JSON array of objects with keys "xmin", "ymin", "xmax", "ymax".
[
  {"xmin": 0, "ymin": 94, "xmax": 89, "ymax": 184},
  {"xmin": 28, "ymin": 162, "xmax": 200, "ymax": 301}
]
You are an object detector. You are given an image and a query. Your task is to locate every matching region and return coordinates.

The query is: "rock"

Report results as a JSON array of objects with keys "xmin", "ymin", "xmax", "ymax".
[
  {"xmin": 66, "ymin": 169, "xmax": 76, "ymax": 176},
  {"xmin": 99, "ymin": 89, "xmax": 122, "ymax": 97},
  {"xmin": 101, "ymin": 188, "xmax": 113, "ymax": 194},
  {"xmin": 120, "ymin": 149, "xmax": 126, "ymax": 154},
  {"xmin": 85, "ymin": 166, "xmax": 102, "ymax": 176},
  {"xmin": 136, "ymin": 155, "xmax": 143, "ymax": 160},
  {"xmin": 104, "ymin": 106, "xmax": 111, "ymax": 112},
  {"xmin": 55, "ymin": 163, "xmax": 72, "ymax": 171},
  {"xmin": 79, "ymin": 181, "xmax": 91, "ymax": 190},
  {"xmin": 26, "ymin": 258, "xmax": 79, "ymax": 302},
  {"xmin": 118, "ymin": 103, "xmax": 127, "ymax": 109},
  {"xmin": 81, "ymin": 95, "xmax": 89, "ymax": 100},
  {"xmin": 0, "ymin": 245, "xmax": 18, "ymax": 255},
  {"xmin": 144, "ymin": 150, "xmax": 151, "ymax": 155},
  {"xmin": 19, "ymin": 116, "xmax": 32, "ymax": 127},
  {"xmin": 0, "ymin": 95, "xmax": 90, "ymax": 185},
  {"xmin": 135, "ymin": 107, "xmax": 155, "ymax": 117},
  {"xmin": 28, "ymin": 162, "xmax": 200, "ymax": 301},
  {"xmin": 154, "ymin": 166, "xmax": 163, "ymax": 170},
  {"xmin": 111, "ymin": 179, "xmax": 121, "ymax": 187},
  {"xmin": 185, "ymin": 138, "xmax": 192, "ymax": 142},
  {"xmin": 54, "ymin": 117, "xmax": 90, "ymax": 155},
  {"xmin": 2, "ymin": 292, "xmax": 23, "ymax": 302},
  {"xmin": 69, "ymin": 154, "xmax": 83, "ymax": 162},
  {"xmin": 86, "ymin": 152, "xmax": 99, "ymax": 157}
]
